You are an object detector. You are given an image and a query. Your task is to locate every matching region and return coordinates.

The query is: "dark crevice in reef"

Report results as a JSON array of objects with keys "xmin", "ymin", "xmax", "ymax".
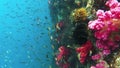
[{"xmin": 73, "ymin": 19, "xmax": 89, "ymax": 45}]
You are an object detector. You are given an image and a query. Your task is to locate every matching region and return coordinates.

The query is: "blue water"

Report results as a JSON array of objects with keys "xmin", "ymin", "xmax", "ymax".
[{"xmin": 0, "ymin": 0, "xmax": 53, "ymax": 68}]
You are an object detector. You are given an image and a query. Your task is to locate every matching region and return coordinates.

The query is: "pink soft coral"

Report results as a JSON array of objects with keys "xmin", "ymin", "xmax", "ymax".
[
  {"xmin": 102, "ymin": 50, "xmax": 111, "ymax": 56},
  {"xmin": 88, "ymin": 0, "xmax": 120, "ymax": 67},
  {"xmin": 92, "ymin": 53, "xmax": 101, "ymax": 60},
  {"xmin": 88, "ymin": 20, "xmax": 104, "ymax": 31},
  {"xmin": 106, "ymin": 0, "xmax": 119, "ymax": 9},
  {"xmin": 90, "ymin": 60, "xmax": 109, "ymax": 68},
  {"xmin": 88, "ymin": 0, "xmax": 120, "ymax": 56}
]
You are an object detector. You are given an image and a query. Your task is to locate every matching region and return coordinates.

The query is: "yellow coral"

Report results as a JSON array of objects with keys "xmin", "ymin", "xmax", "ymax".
[{"xmin": 73, "ymin": 8, "xmax": 87, "ymax": 22}]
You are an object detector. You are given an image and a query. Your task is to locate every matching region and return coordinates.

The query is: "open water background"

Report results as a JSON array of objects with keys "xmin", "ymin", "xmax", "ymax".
[{"xmin": 0, "ymin": 0, "xmax": 53, "ymax": 68}]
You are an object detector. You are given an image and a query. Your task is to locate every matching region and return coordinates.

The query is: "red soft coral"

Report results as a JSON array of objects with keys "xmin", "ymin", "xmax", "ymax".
[
  {"xmin": 56, "ymin": 46, "xmax": 70, "ymax": 61},
  {"xmin": 76, "ymin": 40, "xmax": 93, "ymax": 64}
]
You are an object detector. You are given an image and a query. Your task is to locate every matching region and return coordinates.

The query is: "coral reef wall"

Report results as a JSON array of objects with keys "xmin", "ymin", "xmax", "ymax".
[{"xmin": 49, "ymin": 0, "xmax": 120, "ymax": 68}]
